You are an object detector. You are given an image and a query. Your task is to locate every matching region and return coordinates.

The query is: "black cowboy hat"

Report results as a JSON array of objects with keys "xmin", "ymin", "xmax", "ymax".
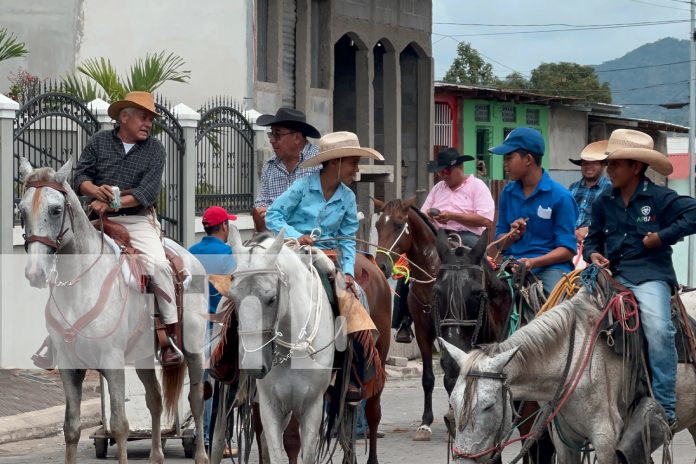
[
  {"xmin": 427, "ymin": 147, "xmax": 475, "ymax": 173},
  {"xmin": 256, "ymin": 107, "xmax": 321, "ymax": 139}
]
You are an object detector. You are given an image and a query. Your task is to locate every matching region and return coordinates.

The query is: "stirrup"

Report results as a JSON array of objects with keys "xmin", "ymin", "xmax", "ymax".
[{"xmin": 32, "ymin": 337, "xmax": 55, "ymax": 370}]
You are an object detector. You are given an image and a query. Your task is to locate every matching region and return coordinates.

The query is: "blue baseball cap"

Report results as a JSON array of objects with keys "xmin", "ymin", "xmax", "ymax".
[{"xmin": 489, "ymin": 127, "xmax": 545, "ymax": 156}]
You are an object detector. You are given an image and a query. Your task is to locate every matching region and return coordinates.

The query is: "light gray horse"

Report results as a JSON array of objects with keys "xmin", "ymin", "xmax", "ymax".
[
  {"xmin": 441, "ymin": 288, "xmax": 696, "ymax": 464},
  {"xmin": 211, "ymin": 228, "xmax": 337, "ymax": 464},
  {"xmin": 19, "ymin": 158, "xmax": 209, "ymax": 464}
]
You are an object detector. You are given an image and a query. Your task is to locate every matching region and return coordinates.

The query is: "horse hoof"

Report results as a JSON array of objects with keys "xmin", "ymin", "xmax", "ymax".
[{"xmin": 413, "ymin": 425, "xmax": 432, "ymax": 441}]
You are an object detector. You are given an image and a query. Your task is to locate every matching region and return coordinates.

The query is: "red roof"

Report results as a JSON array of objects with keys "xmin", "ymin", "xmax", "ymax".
[{"xmin": 668, "ymin": 154, "xmax": 690, "ymax": 180}]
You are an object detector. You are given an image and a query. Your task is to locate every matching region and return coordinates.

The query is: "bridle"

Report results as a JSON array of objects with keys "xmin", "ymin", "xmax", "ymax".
[{"xmin": 22, "ymin": 180, "xmax": 75, "ymax": 252}]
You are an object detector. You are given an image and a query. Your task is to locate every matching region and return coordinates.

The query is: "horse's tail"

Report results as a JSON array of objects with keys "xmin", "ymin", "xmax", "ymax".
[{"xmin": 162, "ymin": 361, "xmax": 187, "ymax": 418}]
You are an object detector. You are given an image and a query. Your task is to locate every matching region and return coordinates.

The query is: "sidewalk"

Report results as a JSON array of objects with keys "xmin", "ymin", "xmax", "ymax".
[{"xmin": 0, "ymin": 369, "xmax": 102, "ymax": 444}]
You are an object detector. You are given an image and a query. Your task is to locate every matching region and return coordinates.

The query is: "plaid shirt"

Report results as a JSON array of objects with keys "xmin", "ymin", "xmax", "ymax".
[
  {"xmin": 74, "ymin": 128, "xmax": 165, "ymax": 214},
  {"xmin": 569, "ymin": 175, "xmax": 611, "ymax": 228},
  {"xmin": 254, "ymin": 142, "xmax": 320, "ymax": 207}
]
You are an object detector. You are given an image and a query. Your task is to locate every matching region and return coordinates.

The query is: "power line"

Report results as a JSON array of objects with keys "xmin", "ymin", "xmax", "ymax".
[
  {"xmin": 433, "ymin": 19, "xmax": 688, "ymax": 27},
  {"xmin": 432, "ymin": 20, "xmax": 689, "ymax": 37},
  {"xmin": 624, "ymin": 0, "xmax": 691, "ymax": 11}
]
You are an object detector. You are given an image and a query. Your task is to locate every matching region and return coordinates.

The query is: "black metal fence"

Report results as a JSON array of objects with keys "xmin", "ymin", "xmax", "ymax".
[
  {"xmin": 195, "ymin": 97, "xmax": 255, "ymax": 215},
  {"xmin": 13, "ymin": 90, "xmax": 101, "ymax": 225},
  {"xmin": 154, "ymin": 95, "xmax": 184, "ymax": 243}
]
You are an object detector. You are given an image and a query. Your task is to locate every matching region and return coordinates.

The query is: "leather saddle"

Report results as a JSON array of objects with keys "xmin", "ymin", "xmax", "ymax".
[{"xmin": 91, "ymin": 218, "xmax": 187, "ymax": 357}]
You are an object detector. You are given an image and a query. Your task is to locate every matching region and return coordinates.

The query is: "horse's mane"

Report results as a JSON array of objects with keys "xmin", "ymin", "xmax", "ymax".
[
  {"xmin": 460, "ymin": 290, "xmax": 598, "ymax": 373},
  {"xmin": 409, "ymin": 206, "xmax": 437, "ymax": 236},
  {"xmin": 23, "ymin": 167, "xmax": 56, "ymax": 185}
]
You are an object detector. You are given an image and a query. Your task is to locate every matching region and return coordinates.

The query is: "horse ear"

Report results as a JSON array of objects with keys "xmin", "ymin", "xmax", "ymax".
[
  {"xmin": 403, "ymin": 197, "xmax": 417, "ymax": 210},
  {"xmin": 19, "ymin": 157, "xmax": 33, "ymax": 181},
  {"xmin": 436, "ymin": 228, "xmax": 450, "ymax": 258},
  {"xmin": 471, "ymin": 229, "xmax": 489, "ymax": 262},
  {"xmin": 438, "ymin": 338, "xmax": 469, "ymax": 372},
  {"xmin": 267, "ymin": 228, "xmax": 286, "ymax": 256},
  {"xmin": 372, "ymin": 197, "xmax": 385, "ymax": 211},
  {"xmin": 55, "ymin": 158, "xmax": 73, "ymax": 185},
  {"xmin": 487, "ymin": 347, "xmax": 520, "ymax": 373},
  {"xmin": 228, "ymin": 225, "xmax": 244, "ymax": 252}
]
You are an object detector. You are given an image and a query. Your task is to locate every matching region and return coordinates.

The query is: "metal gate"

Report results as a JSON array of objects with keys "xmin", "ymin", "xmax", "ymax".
[
  {"xmin": 154, "ymin": 97, "xmax": 185, "ymax": 243},
  {"xmin": 195, "ymin": 98, "xmax": 255, "ymax": 215},
  {"xmin": 13, "ymin": 92, "xmax": 101, "ymax": 224}
]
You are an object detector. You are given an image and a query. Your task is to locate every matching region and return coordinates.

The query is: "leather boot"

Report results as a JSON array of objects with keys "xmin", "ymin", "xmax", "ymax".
[{"xmin": 160, "ymin": 323, "xmax": 184, "ymax": 367}]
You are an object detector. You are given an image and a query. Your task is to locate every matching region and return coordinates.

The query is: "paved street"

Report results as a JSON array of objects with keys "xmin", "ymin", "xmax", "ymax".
[{"xmin": 0, "ymin": 375, "xmax": 693, "ymax": 463}]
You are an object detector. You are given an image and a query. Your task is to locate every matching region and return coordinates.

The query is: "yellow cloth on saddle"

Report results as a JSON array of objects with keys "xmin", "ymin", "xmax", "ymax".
[{"xmin": 336, "ymin": 285, "xmax": 378, "ymax": 336}]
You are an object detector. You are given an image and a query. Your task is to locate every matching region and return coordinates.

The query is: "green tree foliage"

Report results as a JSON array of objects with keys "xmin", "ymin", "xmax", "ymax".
[
  {"xmin": 529, "ymin": 62, "xmax": 612, "ymax": 103},
  {"xmin": 499, "ymin": 72, "xmax": 529, "ymax": 90},
  {"xmin": 0, "ymin": 28, "xmax": 28, "ymax": 63},
  {"xmin": 61, "ymin": 51, "xmax": 190, "ymax": 102},
  {"xmin": 443, "ymin": 42, "xmax": 497, "ymax": 86}
]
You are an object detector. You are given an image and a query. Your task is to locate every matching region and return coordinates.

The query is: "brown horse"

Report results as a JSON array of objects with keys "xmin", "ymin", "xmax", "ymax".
[{"xmin": 373, "ymin": 198, "xmax": 440, "ymax": 441}]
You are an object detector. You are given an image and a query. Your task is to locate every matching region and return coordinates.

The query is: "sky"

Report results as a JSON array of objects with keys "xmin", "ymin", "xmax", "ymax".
[{"xmin": 431, "ymin": 0, "xmax": 693, "ymax": 80}]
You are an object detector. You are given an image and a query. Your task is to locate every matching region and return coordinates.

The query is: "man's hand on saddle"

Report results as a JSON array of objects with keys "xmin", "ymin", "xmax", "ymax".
[
  {"xmin": 86, "ymin": 183, "xmax": 115, "ymax": 203},
  {"xmin": 514, "ymin": 257, "xmax": 537, "ymax": 272},
  {"xmin": 575, "ymin": 227, "xmax": 589, "ymax": 243},
  {"xmin": 589, "ymin": 252, "xmax": 610, "ymax": 268},
  {"xmin": 344, "ymin": 274, "xmax": 359, "ymax": 298},
  {"xmin": 90, "ymin": 200, "xmax": 111, "ymax": 216},
  {"xmin": 643, "ymin": 231, "xmax": 662, "ymax": 249},
  {"xmin": 298, "ymin": 234, "xmax": 315, "ymax": 246},
  {"xmin": 256, "ymin": 207, "xmax": 267, "ymax": 219}
]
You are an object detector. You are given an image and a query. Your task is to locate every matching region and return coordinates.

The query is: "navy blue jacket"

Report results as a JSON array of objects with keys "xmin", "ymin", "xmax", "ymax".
[{"xmin": 583, "ymin": 178, "xmax": 696, "ymax": 285}]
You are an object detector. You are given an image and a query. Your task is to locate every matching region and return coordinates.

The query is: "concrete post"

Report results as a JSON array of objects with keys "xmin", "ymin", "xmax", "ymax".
[
  {"xmin": 172, "ymin": 103, "xmax": 201, "ymax": 248},
  {"xmin": 416, "ymin": 56, "xmax": 434, "ymax": 205},
  {"xmin": 0, "ymin": 94, "xmax": 19, "ymax": 256},
  {"xmin": 88, "ymin": 98, "xmax": 114, "ymax": 132},
  {"xmin": 354, "ymin": 47, "xmax": 375, "ymax": 242},
  {"xmin": 382, "ymin": 50, "xmax": 402, "ymax": 200}
]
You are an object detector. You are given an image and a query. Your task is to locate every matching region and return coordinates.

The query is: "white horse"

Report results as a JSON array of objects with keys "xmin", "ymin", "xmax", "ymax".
[
  {"xmin": 441, "ymin": 288, "xmax": 696, "ymax": 464},
  {"xmin": 19, "ymin": 158, "xmax": 209, "ymax": 464},
  {"xmin": 213, "ymin": 229, "xmax": 337, "ymax": 464}
]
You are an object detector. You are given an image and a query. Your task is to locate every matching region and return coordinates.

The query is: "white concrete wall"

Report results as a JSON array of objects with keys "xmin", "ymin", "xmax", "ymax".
[
  {"xmin": 667, "ymin": 136, "xmax": 695, "ymax": 285},
  {"xmin": 548, "ymin": 106, "xmax": 588, "ymax": 171},
  {"xmin": 78, "ymin": 0, "xmax": 251, "ymax": 107}
]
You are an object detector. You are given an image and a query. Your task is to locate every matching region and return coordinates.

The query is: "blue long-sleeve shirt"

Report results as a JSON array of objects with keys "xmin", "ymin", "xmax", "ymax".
[
  {"xmin": 189, "ymin": 236, "xmax": 237, "ymax": 313},
  {"xmin": 583, "ymin": 178, "xmax": 696, "ymax": 286},
  {"xmin": 265, "ymin": 173, "xmax": 359, "ymax": 276},
  {"xmin": 496, "ymin": 170, "xmax": 579, "ymax": 274}
]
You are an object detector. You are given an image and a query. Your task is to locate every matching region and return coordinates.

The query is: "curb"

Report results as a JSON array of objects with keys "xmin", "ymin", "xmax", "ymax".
[{"xmin": 0, "ymin": 397, "xmax": 102, "ymax": 445}]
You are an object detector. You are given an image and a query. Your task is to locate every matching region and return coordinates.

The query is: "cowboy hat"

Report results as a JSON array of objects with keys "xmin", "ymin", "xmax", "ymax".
[
  {"xmin": 256, "ymin": 107, "xmax": 321, "ymax": 138},
  {"xmin": 605, "ymin": 129, "xmax": 673, "ymax": 176},
  {"xmin": 298, "ymin": 131, "xmax": 384, "ymax": 168},
  {"xmin": 427, "ymin": 147, "xmax": 474, "ymax": 173},
  {"xmin": 107, "ymin": 91, "xmax": 160, "ymax": 120},
  {"xmin": 568, "ymin": 140, "xmax": 609, "ymax": 166}
]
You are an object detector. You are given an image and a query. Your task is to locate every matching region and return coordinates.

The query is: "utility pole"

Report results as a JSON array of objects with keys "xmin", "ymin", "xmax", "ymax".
[{"xmin": 689, "ymin": 0, "xmax": 696, "ymax": 286}]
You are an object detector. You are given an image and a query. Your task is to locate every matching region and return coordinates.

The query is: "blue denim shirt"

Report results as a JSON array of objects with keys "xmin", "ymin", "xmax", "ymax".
[
  {"xmin": 496, "ymin": 170, "xmax": 579, "ymax": 274},
  {"xmin": 189, "ymin": 236, "xmax": 236, "ymax": 314},
  {"xmin": 583, "ymin": 178, "xmax": 696, "ymax": 286},
  {"xmin": 266, "ymin": 173, "xmax": 359, "ymax": 276}
]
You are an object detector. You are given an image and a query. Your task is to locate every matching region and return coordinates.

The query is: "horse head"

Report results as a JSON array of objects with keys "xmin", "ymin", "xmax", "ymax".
[
  {"xmin": 434, "ymin": 230, "xmax": 490, "ymax": 353},
  {"xmin": 18, "ymin": 157, "xmax": 78, "ymax": 288},
  {"xmin": 373, "ymin": 197, "xmax": 417, "ymax": 278},
  {"xmin": 227, "ymin": 227, "xmax": 287, "ymax": 379},
  {"xmin": 439, "ymin": 338, "xmax": 518, "ymax": 463}
]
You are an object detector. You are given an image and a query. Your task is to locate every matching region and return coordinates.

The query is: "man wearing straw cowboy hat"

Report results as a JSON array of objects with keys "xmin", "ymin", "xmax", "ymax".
[
  {"xmin": 568, "ymin": 140, "xmax": 612, "ymax": 244},
  {"xmin": 254, "ymin": 107, "xmax": 322, "ymax": 219},
  {"xmin": 72, "ymin": 91, "xmax": 184, "ymax": 367},
  {"xmin": 266, "ymin": 131, "xmax": 384, "ymax": 400},
  {"xmin": 584, "ymin": 128, "xmax": 696, "ymax": 429}
]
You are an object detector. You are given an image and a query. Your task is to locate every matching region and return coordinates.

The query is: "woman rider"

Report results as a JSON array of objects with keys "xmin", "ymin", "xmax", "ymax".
[{"xmin": 265, "ymin": 131, "xmax": 384, "ymax": 400}]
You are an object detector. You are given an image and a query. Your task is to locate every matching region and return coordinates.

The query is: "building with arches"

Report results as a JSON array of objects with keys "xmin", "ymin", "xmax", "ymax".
[{"xmin": 253, "ymin": 0, "xmax": 434, "ymax": 210}]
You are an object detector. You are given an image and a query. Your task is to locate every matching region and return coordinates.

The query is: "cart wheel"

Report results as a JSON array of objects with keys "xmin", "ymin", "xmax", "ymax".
[
  {"xmin": 94, "ymin": 437, "xmax": 108, "ymax": 459},
  {"xmin": 182, "ymin": 436, "xmax": 195, "ymax": 459}
]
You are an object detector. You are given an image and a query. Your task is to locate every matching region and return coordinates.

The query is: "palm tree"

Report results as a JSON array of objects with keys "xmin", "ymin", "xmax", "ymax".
[
  {"xmin": 0, "ymin": 28, "xmax": 28, "ymax": 63},
  {"xmin": 61, "ymin": 51, "xmax": 190, "ymax": 102}
]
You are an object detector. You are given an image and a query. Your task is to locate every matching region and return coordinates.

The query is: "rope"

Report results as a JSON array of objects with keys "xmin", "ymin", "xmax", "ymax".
[
  {"xmin": 537, "ymin": 269, "xmax": 584, "ymax": 316},
  {"xmin": 375, "ymin": 250, "xmax": 411, "ymax": 282}
]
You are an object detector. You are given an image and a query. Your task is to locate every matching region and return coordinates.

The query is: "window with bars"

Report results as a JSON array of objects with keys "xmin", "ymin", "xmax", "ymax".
[
  {"xmin": 474, "ymin": 104, "xmax": 490, "ymax": 122},
  {"xmin": 526, "ymin": 109, "xmax": 540, "ymax": 125},
  {"xmin": 434, "ymin": 102, "xmax": 453, "ymax": 146},
  {"xmin": 501, "ymin": 105, "xmax": 517, "ymax": 123}
]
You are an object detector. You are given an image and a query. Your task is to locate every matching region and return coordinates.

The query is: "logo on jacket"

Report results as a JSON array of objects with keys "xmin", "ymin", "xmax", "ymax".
[{"xmin": 641, "ymin": 206, "xmax": 651, "ymax": 216}]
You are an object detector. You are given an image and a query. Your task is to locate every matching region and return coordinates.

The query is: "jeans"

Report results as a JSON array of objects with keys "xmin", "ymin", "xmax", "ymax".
[
  {"xmin": 617, "ymin": 277, "xmax": 677, "ymax": 421},
  {"xmin": 534, "ymin": 267, "xmax": 566, "ymax": 297},
  {"xmin": 451, "ymin": 230, "xmax": 481, "ymax": 248}
]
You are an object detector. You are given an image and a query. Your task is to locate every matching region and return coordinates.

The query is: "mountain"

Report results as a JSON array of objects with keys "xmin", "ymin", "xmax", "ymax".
[{"xmin": 594, "ymin": 37, "xmax": 689, "ymax": 126}]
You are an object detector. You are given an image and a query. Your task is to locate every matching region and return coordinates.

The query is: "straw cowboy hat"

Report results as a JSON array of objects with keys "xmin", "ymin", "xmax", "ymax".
[
  {"xmin": 108, "ymin": 91, "xmax": 160, "ymax": 120},
  {"xmin": 568, "ymin": 140, "xmax": 609, "ymax": 166},
  {"xmin": 256, "ymin": 107, "xmax": 321, "ymax": 138},
  {"xmin": 299, "ymin": 131, "xmax": 384, "ymax": 168},
  {"xmin": 605, "ymin": 129, "xmax": 673, "ymax": 176}
]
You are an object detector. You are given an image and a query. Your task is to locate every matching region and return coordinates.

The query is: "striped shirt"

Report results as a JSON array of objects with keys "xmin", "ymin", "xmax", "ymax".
[{"xmin": 254, "ymin": 142, "xmax": 320, "ymax": 208}]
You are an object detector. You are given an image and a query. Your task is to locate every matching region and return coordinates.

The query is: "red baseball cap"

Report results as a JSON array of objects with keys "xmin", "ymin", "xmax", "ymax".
[{"xmin": 202, "ymin": 206, "xmax": 237, "ymax": 226}]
